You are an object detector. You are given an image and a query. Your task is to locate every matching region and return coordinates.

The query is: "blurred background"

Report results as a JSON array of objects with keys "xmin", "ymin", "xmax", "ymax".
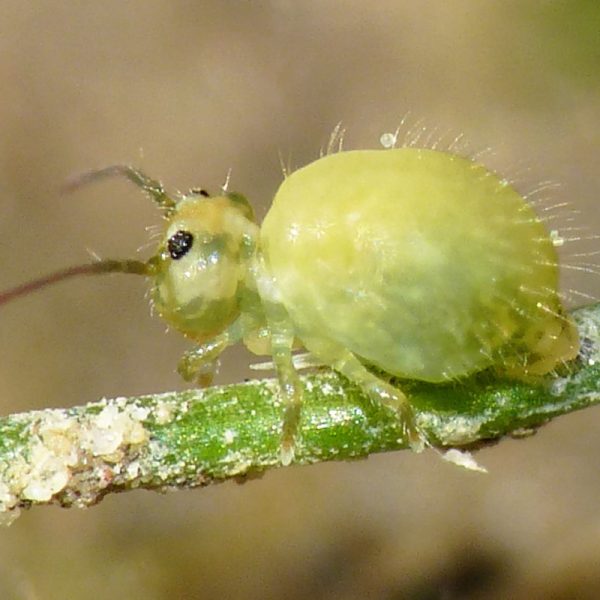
[{"xmin": 0, "ymin": 1, "xmax": 599, "ymax": 598}]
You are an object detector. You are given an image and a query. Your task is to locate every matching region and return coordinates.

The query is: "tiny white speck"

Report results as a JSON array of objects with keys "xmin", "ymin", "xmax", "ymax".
[
  {"xmin": 379, "ymin": 132, "xmax": 397, "ymax": 148},
  {"xmin": 550, "ymin": 230, "xmax": 565, "ymax": 247},
  {"xmin": 320, "ymin": 383, "xmax": 334, "ymax": 395},
  {"xmin": 550, "ymin": 377, "xmax": 568, "ymax": 396},
  {"xmin": 287, "ymin": 223, "xmax": 300, "ymax": 242},
  {"xmin": 155, "ymin": 402, "xmax": 174, "ymax": 425},
  {"xmin": 223, "ymin": 429, "xmax": 236, "ymax": 445},
  {"xmin": 126, "ymin": 462, "xmax": 141, "ymax": 479}
]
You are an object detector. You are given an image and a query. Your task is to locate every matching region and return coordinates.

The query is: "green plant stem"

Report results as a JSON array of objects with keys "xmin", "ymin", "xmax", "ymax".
[{"xmin": 0, "ymin": 304, "xmax": 599, "ymax": 524}]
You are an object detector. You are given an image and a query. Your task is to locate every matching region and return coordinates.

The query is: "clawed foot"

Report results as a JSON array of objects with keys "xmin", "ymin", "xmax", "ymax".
[
  {"xmin": 177, "ymin": 356, "xmax": 218, "ymax": 386},
  {"xmin": 177, "ymin": 344, "xmax": 222, "ymax": 385},
  {"xmin": 400, "ymin": 409, "xmax": 426, "ymax": 453},
  {"xmin": 365, "ymin": 381, "xmax": 427, "ymax": 453},
  {"xmin": 278, "ymin": 379, "xmax": 303, "ymax": 466},
  {"xmin": 279, "ymin": 436, "xmax": 296, "ymax": 466}
]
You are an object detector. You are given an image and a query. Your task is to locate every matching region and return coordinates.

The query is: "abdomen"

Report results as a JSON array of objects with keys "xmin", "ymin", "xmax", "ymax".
[{"xmin": 261, "ymin": 149, "xmax": 574, "ymax": 382}]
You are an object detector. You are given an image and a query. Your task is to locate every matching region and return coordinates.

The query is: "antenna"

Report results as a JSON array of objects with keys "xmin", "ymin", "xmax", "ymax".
[
  {"xmin": 63, "ymin": 165, "xmax": 177, "ymax": 214},
  {"xmin": 0, "ymin": 259, "xmax": 151, "ymax": 307}
]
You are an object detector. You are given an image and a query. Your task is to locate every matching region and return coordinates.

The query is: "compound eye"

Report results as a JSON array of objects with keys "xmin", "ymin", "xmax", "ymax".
[
  {"xmin": 167, "ymin": 230, "xmax": 194, "ymax": 260},
  {"xmin": 190, "ymin": 188, "xmax": 210, "ymax": 197}
]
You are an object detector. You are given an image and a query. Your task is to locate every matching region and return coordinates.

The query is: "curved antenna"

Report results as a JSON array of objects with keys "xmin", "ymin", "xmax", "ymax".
[
  {"xmin": 0, "ymin": 259, "xmax": 151, "ymax": 307},
  {"xmin": 63, "ymin": 165, "xmax": 177, "ymax": 214}
]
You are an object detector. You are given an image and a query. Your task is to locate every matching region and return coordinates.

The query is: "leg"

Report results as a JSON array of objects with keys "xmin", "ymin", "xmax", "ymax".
[
  {"xmin": 253, "ymin": 259, "xmax": 303, "ymax": 465},
  {"xmin": 178, "ymin": 322, "xmax": 243, "ymax": 384},
  {"xmin": 330, "ymin": 348, "xmax": 426, "ymax": 452},
  {"xmin": 258, "ymin": 298, "xmax": 302, "ymax": 466},
  {"xmin": 63, "ymin": 165, "xmax": 176, "ymax": 213},
  {"xmin": 270, "ymin": 322, "xmax": 303, "ymax": 466},
  {"xmin": 500, "ymin": 313, "xmax": 580, "ymax": 379}
]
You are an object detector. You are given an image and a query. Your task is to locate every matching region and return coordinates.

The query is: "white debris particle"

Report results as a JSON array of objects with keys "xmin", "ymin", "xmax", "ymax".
[
  {"xmin": 154, "ymin": 401, "xmax": 175, "ymax": 425},
  {"xmin": 130, "ymin": 405, "xmax": 150, "ymax": 421},
  {"xmin": 86, "ymin": 403, "xmax": 150, "ymax": 457},
  {"xmin": 222, "ymin": 450, "xmax": 254, "ymax": 475},
  {"xmin": 22, "ymin": 446, "xmax": 70, "ymax": 502},
  {"xmin": 89, "ymin": 428, "xmax": 123, "ymax": 456},
  {"xmin": 126, "ymin": 461, "xmax": 141, "ymax": 479},
  {"xmin": 550, "ymin": 377, "xmax": 568, "ymax": 396},
  {"xmin": 38, "ymin": 415, "xmax": 78, "ymax": 466},
  {"xmin": 223, "ymin": 429, "xmax": 237, "ymax": 445},
  {"xmin": 442, "ymin": 449, "xmax": 488, "ymax": 473},
  {"xmin": 320, "ymin": 383, "xmax": 335, "ymax": 395},
  {"xmin": 95, "ymin": 405, "xmax": 120, "ymax": 429},
  {"xmin": 39, "ymin": 412, "xmax": 72, "ymax": 433},
  {"xmin": 129, "ymin": 422, "xmax": 148, "ymax": 444},
  {"xmin": 0, "ymin": 398, "xmax": 155, "ymax": 521}
]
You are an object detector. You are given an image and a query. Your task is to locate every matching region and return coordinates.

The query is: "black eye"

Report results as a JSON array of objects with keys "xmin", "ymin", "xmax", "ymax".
[
  {"xmin": 190, "ymin": 188, "xmax": 210, "ymax": 197},
  {"xmin": 167, "ymin": 230, "xmax": 194, "ymax": 260}
]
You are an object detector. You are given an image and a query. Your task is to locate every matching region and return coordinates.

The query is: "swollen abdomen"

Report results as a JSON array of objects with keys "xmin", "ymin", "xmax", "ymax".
[{"xmin": 261, "ymin": 149, "xmax": 577, "ymax": 382}]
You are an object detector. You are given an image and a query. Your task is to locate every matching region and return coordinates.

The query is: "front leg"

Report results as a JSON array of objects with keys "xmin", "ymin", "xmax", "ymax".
[{"xmin": 178, "ymin": 322, "xmax": 242, "ymax": 385}]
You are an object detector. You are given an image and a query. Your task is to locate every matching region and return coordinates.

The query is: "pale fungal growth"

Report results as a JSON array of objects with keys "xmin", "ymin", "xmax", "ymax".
[
  {"xmin": 86, "ymin": 404, "xmax": 148, "ymax": 459},
  {"xmin": 22, "ymin": 449, "xmax": 70, "ymax": 502},
  {"xmin": 0, "ymin": 398, "xmax": 157, "ymax": 520}
]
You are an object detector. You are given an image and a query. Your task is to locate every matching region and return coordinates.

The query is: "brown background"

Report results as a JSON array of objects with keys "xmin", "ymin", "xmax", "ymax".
[{"xmin": 0, "ymin": 2, "xmax": 599, "ymax": 598}]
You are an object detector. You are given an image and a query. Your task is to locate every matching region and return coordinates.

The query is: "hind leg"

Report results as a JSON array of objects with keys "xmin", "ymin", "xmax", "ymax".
[
  {"xmin": 318, "ymin": 344, "xmax": 426, "ymax": 451},
  {"xmin": 502, "ymin": 313, "xmax": 580, "ymax": 378}
]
